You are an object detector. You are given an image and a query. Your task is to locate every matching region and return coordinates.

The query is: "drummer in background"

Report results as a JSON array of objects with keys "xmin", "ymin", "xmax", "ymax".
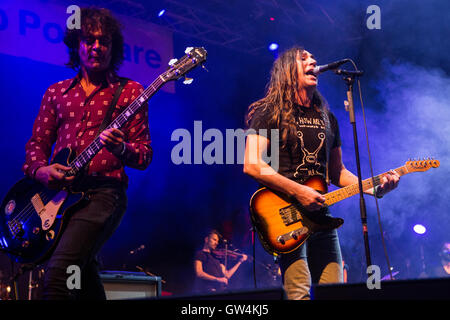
[{"xmin": 193, "ymin": 229, "xmax": 247, "ymax": 293}]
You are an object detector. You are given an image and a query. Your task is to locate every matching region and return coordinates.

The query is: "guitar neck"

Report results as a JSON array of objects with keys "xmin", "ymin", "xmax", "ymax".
[
  {"xmin": 66, "ymin": 76, "xmax": 165, "ymax": 176},
  {"xmin": 324, "ymin": 166, "xmax": 409, "ymax": 206}
]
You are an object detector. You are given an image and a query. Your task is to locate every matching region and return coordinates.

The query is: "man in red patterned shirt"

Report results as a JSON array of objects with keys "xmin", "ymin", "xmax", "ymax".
[{"xmin": 22, "ymin": 8, "xmax": 152, "ymax": 299}]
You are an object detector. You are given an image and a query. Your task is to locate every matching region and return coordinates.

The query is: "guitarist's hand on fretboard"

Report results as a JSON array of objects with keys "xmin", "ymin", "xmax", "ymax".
[
  {"xmin": 99, "ymin": 128, "xmax": 126, "ymax": 156},
  {"xmin": 35, "ymin": 163, "xmax": 74, "ymax": 190},
  {"xmin": 374, "ymin": 169, "xmax": 400, "ymax": 198}
]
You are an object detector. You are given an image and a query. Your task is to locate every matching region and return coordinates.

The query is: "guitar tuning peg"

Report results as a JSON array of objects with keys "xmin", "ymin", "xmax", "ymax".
[
  {"xmin": 183, "ymin": 76, "xmax": 194, "ymax": 85},
  {"xmin": 201, "ymin": 64, "xmax": 209, "ymax": 72},
  {"xmin": 168, "ymin": 58, "xmax": 178, "ymax": 66},
  {"xmin": 185, "ymin": 47, "xmax": 193, "ymax": 54}
]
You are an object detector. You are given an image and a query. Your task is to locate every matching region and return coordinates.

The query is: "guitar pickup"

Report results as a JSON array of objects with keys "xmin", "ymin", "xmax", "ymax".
[{"xmin": 31, "ymin": 193, "xmax": 45, "ymax": 214}]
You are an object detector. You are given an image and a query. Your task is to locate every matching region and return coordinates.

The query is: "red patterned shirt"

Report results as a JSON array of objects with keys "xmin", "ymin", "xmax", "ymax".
[{"xmin": 22, "ymin": 73, "xmax": 152, "ymax": 185}]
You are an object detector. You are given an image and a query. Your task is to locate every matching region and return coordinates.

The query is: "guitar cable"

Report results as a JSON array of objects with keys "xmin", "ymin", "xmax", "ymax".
[
  {"xmin": 351, "ymin": 59, "xmax": 394, "ymax": 280},
  {"xmin": 251, "ymin": 226, "xmax": 257, "ymax": 288}
]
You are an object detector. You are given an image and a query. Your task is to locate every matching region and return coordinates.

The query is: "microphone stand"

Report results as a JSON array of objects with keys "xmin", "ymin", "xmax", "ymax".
[{"xmin": 335, "ymin": 68, "xmax": 372, "ymax": 270}]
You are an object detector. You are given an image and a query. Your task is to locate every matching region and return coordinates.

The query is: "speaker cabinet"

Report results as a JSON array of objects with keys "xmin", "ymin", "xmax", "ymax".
[{"xmin": 100, "ymin": 271, "xmax": 162, "ymax": 300}]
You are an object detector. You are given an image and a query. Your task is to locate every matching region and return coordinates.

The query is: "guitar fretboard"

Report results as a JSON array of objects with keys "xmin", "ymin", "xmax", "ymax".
[
  {"xmin": 65, "ymin": 76, "xmax": 166, "ymax": 177},
  {"xmin": 324, "ymin": 166, "xmax": 408, "ymax": 206}
]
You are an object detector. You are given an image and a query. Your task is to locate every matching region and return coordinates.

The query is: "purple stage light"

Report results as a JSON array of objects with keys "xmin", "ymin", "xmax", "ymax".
[{"xmin": 413, "ymin": 224, "xmax": 426, "ymax": 235}]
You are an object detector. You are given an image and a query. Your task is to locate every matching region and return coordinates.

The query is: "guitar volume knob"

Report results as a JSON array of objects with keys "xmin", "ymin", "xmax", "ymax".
[{"xmin": 277, "ymin": 236, "xmax": 285, "ymax": 245}]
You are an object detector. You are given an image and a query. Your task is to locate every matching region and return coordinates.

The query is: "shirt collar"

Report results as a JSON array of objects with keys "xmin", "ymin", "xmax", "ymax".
[{"xmin": 63, "ymin": 71, "xmax": 119, "ymax": 95}]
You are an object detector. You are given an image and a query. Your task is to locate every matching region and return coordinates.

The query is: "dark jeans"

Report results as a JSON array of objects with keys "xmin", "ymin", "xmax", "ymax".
[{"xmin": 43, "ymin": 177, "xmax": 127, "ymax": 300}]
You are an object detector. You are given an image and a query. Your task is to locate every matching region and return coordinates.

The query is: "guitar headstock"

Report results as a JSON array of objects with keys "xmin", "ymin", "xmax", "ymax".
[
  {"xmin": 162, "ymin": 47, "xmax": 207, "ymax": 83},
  {"xmin": 405, "ymin": 158, "xmax": 440, "ymax": 172}
]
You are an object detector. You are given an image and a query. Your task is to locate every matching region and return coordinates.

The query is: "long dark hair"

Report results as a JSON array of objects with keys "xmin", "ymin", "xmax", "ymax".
[
  {"xmin": 246, "ymin": 47, "xmax": 328, "ymax": 150},
  {"xmin": 63, "ymin": 7, "xmax": 124, "ymax": 73}
]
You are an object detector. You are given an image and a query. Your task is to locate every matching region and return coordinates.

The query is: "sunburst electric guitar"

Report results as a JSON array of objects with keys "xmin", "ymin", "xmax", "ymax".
[
  {"xmin": 0, "ymin": 47, "xmax": 207, "ymax": 264},
  {"xmin": 249, "ymin": 159, "xmax": 440, "ymax": 255}
]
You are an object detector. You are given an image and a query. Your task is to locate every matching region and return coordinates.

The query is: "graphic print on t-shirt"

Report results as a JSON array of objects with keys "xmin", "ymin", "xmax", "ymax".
[{"xmin": 293, "ymin": 113, "xmax": 326, "ymax": 179}]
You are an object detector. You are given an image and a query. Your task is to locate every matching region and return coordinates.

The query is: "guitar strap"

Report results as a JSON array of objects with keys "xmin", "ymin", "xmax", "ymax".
[
  {"xmin": 80, "ymin": 77, "xmax": 129, "ymax": 177},
  {"xmin": 96, "ymin": 77, "xmax": 129, "ymax": 135}
]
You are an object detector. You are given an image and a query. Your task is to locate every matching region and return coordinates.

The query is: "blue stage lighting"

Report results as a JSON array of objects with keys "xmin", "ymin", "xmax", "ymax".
[
  {"xmin": 413, "ymin": 224, "xmax": 426, "ymax": 235},
  {"xmin": 268, "ymin": 43, "xmax": 279, "ymax": 51},
  {"xmin": 158, "ymin": 9, "xmax": 166, "ymax": 17}
]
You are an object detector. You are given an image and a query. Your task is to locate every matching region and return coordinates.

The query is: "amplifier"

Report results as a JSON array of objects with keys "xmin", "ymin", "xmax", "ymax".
[{"xmin": 100, "ymin": 271, "xmax": 162, "ymax": 300}]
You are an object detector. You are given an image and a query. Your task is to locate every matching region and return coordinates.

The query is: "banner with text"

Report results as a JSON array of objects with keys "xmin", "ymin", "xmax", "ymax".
[{"xmin": 0, "ymin": 0, "xmax": 174, "ymax": 92}]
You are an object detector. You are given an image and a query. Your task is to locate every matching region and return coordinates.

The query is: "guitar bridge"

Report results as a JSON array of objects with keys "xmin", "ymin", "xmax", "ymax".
[
  {"xmin": 279, "ymin": 205, "xmax": 302, "ymax": 226},
  {"xmin": 8, "ymin": 220, "xmax": 24, "ymax": 238}
]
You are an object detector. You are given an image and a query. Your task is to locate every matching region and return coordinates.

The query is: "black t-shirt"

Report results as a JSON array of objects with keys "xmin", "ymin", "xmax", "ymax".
[
  {"xmin": 248, "ymin": 104, "xmax": 341, "ymax": 183},
  {"xmin": 194, "ymin": 250, "xmax": 225, "ymax": 292}
]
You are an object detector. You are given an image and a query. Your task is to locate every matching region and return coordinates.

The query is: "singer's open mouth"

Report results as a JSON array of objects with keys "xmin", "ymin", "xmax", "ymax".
[{"xmin": 305, "ymin": 70, "xmax": 317, "ymax": 79}]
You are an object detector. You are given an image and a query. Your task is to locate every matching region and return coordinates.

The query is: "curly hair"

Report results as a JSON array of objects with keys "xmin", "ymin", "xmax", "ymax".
[
  {"xmin": 245, "ymin": 46, "xmax": 327, "ymax": 151},
  {"xmin": 63, "ymin": 7, "xmax": 124, "ymax": 72}
]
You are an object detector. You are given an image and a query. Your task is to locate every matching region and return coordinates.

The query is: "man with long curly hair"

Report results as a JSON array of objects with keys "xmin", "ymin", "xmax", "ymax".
[
  {"xmin": 244, "ymin": 47, "xmax": 400, "ymax": 299},
  {"xmin": 22, "ymin": 7, "xmax": 152, "ymax": 299}
]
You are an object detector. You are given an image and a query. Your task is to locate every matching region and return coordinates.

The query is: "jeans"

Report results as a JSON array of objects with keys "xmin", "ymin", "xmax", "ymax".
[
  {"xmin": 278, "ymin": 228, "xmax": 343, "ymax": 300},
  {"xmin": 43, "ymin": 177, "xmax": 127, "ymax": 300}
]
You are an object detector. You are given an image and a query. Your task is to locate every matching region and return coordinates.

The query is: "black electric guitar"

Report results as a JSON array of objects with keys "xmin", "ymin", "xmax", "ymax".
[
  {"xmin": 249, "ymin": 159, "xmax": 440, "ymax": 255},
  {"xmin": 0, "ymin": 47, "xmax": 207, "ymax": 264}
]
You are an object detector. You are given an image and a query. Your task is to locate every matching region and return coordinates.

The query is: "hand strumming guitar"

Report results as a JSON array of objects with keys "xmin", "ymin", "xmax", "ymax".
[{"xmin": 35, "ymin": 163, "xmax": 75, "ymax": 190}]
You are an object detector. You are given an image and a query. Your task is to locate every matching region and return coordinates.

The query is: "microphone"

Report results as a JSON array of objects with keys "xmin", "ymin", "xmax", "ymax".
[{"xmin": 312, "ymin": 59, "xmax": 350, "ymax": 75}]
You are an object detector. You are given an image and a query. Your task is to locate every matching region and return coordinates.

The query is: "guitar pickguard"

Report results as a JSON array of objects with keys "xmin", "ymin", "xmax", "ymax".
[{"xmin": 31, "ymin": 191, "xmax": 68, "ymax": 230}]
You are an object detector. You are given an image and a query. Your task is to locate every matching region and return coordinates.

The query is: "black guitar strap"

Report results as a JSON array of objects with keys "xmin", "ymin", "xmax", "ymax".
[
  {"xmin": 96, "ymin": 77, "xmax": 129, "ymax": 135},
  {"xmin": 79, "ymin": 77, "xmax": 129, "ymax": 178}
]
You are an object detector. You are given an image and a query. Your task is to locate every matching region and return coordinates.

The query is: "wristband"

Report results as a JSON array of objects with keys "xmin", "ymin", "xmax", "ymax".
[
  {"xmin": 374, "ymin": 186, "xmax": 383, "ymax": 199},
  {"xmin": 31, "ymin": 165, "xmax": 43, "ymax": 180}
]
